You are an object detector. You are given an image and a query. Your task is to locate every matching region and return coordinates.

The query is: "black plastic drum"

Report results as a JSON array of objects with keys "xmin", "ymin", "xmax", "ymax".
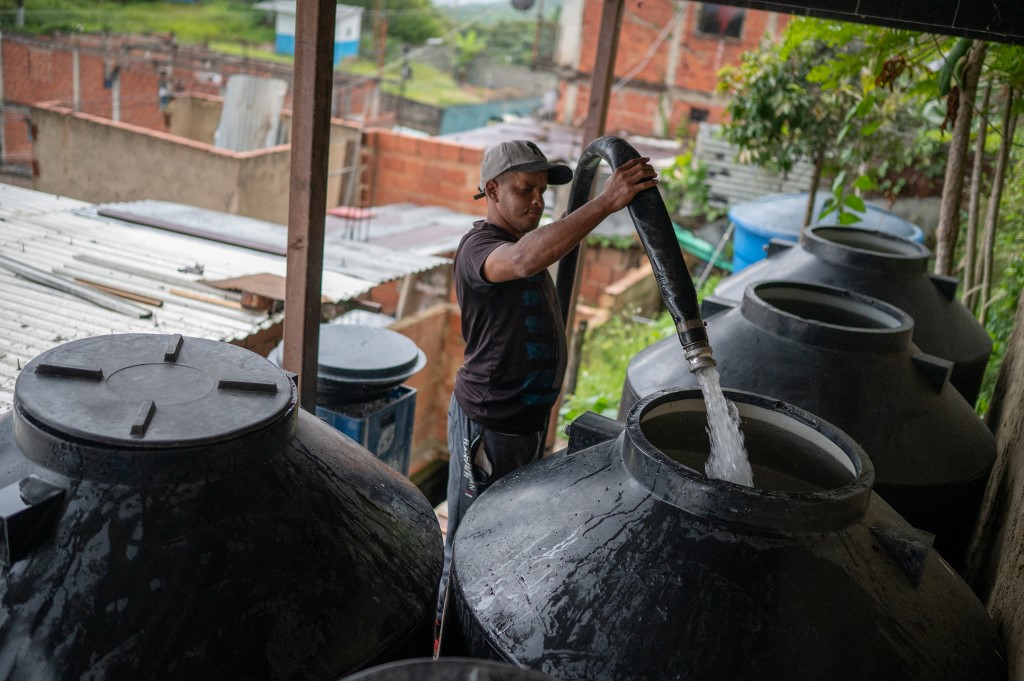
[
  {"xmin": 709, "ymin": 226, "xmax": 991, "ymax": 404},
  {"xmin": 270, "ymin": 324, "xmax": 427, "ymax": 406},
  {"xmin": 622, "ymin": 281, "xmax": 995, "ymax": 569},
  {"xmin": 0, "ymin": 333, "xmax": 442, "ymax": 680},
  {"xmin": 444, "ymin": 389, "xmax": 1004, "ymax": 681}
]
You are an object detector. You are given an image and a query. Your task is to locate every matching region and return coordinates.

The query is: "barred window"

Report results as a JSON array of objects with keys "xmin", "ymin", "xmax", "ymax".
[{"xmin": 696, "ymin": 4, "xmax": 745, "ymax": 39}]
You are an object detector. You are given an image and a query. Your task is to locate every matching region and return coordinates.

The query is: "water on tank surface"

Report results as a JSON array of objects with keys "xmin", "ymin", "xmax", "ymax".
[{"xmin": 694, "ymin": 365, "xmax": 753, "ymax": 486}]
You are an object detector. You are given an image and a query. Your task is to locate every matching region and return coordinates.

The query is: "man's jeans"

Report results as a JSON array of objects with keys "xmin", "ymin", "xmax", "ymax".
[{"xmin": 437, "ymin": 394, "xmax": 544, "ymax": 619}]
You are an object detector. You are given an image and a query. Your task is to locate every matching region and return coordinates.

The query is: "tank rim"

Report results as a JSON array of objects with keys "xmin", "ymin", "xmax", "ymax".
[
  {"xmin": 12, "ymin": 401, "xmax": 296, "ymax": 486},
  {"xmin": 740, "ymin": 280, "xmax": 915, "ymax": 353},
  {"xmin": 802, "ymin": 225, "xmax": 929, "ymax": 274},
  {"xmin": 623, "ymin": 388, "xmax": 874, "ymax": 533}
]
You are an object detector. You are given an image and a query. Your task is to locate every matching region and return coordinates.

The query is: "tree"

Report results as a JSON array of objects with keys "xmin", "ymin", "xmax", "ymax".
[
  {"xmin": 717, "ymin": 38, "xmax": 843, "ymax": 226},
  {"xmin": 934, "ymin": 40, "xmax": 987, "ymax": 276},
  {"xmin": 717, "ymin": 27, "xmax": 923, "ymax": 228},
  {"xmin": 347, "ymin": 0, "xmax": 448, "ymax": 51},
  {"xmin": 978, "ymin": 85, "xmax": 1018, "ymax": 324},
  {"xmin": 962, "ymin": 83, "xmax": 992, "ymax": 312},
  {"xmin": 451, "ymin": 29, "xmax": 487, "ymax": 83}
]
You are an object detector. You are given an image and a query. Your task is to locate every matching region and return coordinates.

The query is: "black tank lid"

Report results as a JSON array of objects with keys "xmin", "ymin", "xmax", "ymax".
[
  {"xmin": 15, "ymin": 333, "xmax": 293, "ymax": 448},
  {"xmin": 316, "ymin": 325, "xmax": 426, "ymax": 384}
]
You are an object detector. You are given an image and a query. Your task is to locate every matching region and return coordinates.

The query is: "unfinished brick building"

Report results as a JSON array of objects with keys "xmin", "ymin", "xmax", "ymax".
[{"xmin": 555, "ymin": 0, "xmax": 788, "ymax": 137}]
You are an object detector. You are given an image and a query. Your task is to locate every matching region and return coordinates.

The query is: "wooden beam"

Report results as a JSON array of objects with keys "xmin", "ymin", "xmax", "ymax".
[
  {"xmin": 711, "ymin": 0, "xmax": 1024, "ymax": 46},
  {"xmin": 284, "ymin": 0, "xmax": 336, "ymax": 411},
  {"xmin": 564, "ymin": 0, "xmax": 626, "ymax": 323},
  {"xmin": 582, "ymin": 0, "xmax": 625, "ymax": 144}
]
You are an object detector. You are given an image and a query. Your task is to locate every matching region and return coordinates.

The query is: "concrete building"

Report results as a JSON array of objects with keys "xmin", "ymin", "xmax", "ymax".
[{"xmin": 255, "ymin": 1, "xmax": 364, "ymax": 64}]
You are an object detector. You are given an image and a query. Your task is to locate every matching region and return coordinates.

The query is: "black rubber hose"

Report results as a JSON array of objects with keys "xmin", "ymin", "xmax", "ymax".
[{"xmin": 556, "ymin": 136, "xmax": 714, "ymax": 370}]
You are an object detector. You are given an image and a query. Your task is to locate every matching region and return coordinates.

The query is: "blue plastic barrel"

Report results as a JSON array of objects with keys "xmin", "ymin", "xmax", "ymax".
[{"xmin": 730, "ymin": 193, "xmax": 926, "ymax": 271}]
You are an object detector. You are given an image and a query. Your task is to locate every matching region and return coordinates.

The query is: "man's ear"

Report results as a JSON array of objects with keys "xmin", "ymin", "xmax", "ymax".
[{"xmin": 486, "ymin": 179, "xmax": 499, "ymax": 201}]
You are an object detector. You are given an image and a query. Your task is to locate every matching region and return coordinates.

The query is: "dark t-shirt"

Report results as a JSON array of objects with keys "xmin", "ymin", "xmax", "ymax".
[{"xmin": 453, "ymin": 220, "xmax": 567, "ymax": 434}]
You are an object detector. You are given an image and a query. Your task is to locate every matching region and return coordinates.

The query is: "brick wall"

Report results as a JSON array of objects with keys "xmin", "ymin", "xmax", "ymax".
[
  {"xmin": 559, "ymin": 0, "xmax": 787, "ymax": 137},
  {"xmin": 578, "ymin": 243, "xmax": 645, "ymax": 306},
  {"xmin": 390, "ymin": 303, "xmax": 464, "ymax": 472},
  {"xmin": 1, "ymin": 32, "xmax": 375, "ymax": 172},
  {"xmin": 363, "ymin": 280, "xmax": 401, "ymax": 316},
  {"xmin": 361, "ymin": 128, "xmax": 483, "ymax": 213}
]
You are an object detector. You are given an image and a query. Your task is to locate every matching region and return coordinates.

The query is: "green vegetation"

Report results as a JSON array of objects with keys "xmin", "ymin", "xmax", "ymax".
[
  {"xmin": 345, "ymin": 0, "xmax": 448, "ymax": 49},
  {"xmin": 451, "ymin": 28, "xmax": 487, "ymax": 82},
  {"xmin": 340, "ymin": 57, "xmax": 486, "ymax": 106},
  {"xmin": 460, "ymin": 17, "xmax": 556, "ymax": 66},
  {"xmin": 975, "ymin": 158, "xmax": 1024, "ymax": 416},
  {"xmin": 715, "ymin": 17, "xmax": 1023, "ymax": 417},
  {"xmin": 209, "ymin": 40, "xmax": 293, "ymax": 64},
  {"xmin": 440, "ymin": 0, "xmax": 560, "ymax": 27},
  {"xmin": 3, "ymin": 0, "xmax": 554, "ymax": 104},
  {"xmin": 717, "ymin": 22, "xmax": 937, "ymax": 227},
  {"xmin": 1, "ymin": 0, "xmax": 274, "ymax": 45},
  {"xmin": 660, "ymin": 150, "xmax": 722, "ymax": 222},
  {"xmin": 558, "ymin": 312, "xmax": 676, "ymax": 428}
]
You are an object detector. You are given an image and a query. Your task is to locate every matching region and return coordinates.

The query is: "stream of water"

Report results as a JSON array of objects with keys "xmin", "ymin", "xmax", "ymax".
[{"xmin": 695, "ymin": 365, "xmax": 753, "ymax": 486}]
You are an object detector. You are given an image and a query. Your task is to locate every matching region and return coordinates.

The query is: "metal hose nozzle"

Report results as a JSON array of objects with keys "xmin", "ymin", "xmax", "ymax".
[
  {"xmin": 677, "ymin": 319, "xmax": 716, "ymax": 373},
  {"xmin": 683, "ymin": 340, "xmax": 716, "ymax": 373}
]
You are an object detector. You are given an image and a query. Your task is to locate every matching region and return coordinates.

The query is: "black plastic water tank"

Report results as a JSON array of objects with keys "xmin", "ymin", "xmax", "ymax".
[
  {"xmin": 270, "ymin": 324, "xmax": 427, "ymax": 406},
  {"xmin": 0, "ymin": 333, "xmax": 442, "ymax": 679},
  {"xmin": 708, "ymin": 226, "xmax": 992, "ymax": 404},
  {"xmin": 622, "ymin": 281, "xmax": 996, "ymax": 569},
  {"xmin": 444, "ymin": 389, "xmax": 1005, "ymax": 681}
]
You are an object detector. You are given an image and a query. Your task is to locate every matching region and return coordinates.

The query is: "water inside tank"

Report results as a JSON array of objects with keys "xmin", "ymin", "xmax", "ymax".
[{"xmin": 640, "ymin": 402, "xmax": 856, "ymax": 492}]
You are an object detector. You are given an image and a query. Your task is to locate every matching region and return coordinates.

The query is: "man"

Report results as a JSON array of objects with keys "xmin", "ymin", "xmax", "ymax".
[{"xmin": 438, "ymin": 140, "xmax": 657, "ymax": 617}]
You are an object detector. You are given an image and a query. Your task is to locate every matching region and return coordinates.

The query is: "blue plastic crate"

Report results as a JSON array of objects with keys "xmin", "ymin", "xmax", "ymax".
[{"xmin": 315, "ymin": 386, "xmax": 416, "ymax": 476}]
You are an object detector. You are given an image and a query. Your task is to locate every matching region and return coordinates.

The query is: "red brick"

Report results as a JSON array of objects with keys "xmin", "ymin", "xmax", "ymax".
[
  {"xmin": 382, "ymin": 156, "xmax": 406, "ymax": 173},
  {"xmin": 563, "ymin": 0, "xmax": 785, "ymax": 137},
  {"xmin": 436, "ymin": 140, "xmax": 463, "ymax": 162}
]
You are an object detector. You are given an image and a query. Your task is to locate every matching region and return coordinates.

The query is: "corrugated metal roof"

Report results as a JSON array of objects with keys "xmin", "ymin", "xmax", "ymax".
[
  {"xmin": 0, "ymin": 184, "xmax": 377, "ymax": 414},
  {"xmin": 326, "ymin": 203, "xmax": 477, "ymax": 256},
  {"xmin": 95, "ymin": 200, "xmax": 452, "ymax": 284},
  {"xmin": 694, "ymin": 123, "xmax": 815, "ymax": 212}
]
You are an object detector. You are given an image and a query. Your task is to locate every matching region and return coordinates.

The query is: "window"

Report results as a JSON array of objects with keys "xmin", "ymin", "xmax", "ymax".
[
  {"xmin": 696, "ymin": 4, "xmax": 745, "ymax": 39},
  {"xmin": 688, "ymin": 108, "xmax": 709, "ymax": 123}
]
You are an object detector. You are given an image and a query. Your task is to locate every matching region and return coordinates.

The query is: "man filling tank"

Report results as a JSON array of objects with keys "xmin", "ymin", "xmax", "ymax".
[{"xmin": 439, "ymin": 139, "xmax": 657, "ymax": 621}]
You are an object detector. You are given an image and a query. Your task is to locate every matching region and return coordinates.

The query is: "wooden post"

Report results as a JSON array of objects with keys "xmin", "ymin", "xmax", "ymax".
[
  {"xmin": 283, "ymin": 0, "xmax": 336, "ymax": 411},
  {"xmin": 547, "ymin": 0, "xmax": 625, "ymax": 449},
  {"xmin": 581, "ymin": 0, "xmax": 624, "ymax": 145},
  {"xmin": 563, "ymin": 0, "xmax": 625, "ymax": 332}
]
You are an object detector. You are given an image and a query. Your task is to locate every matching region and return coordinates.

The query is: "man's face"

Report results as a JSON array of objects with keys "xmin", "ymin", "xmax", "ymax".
[{"xmin": 488, "ymin": 170, "xmax": 548, "ymax": 237}]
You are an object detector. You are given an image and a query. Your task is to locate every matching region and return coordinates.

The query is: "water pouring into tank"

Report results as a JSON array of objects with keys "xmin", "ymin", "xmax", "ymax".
[{"xmin": 552, "ymin": 136, "xmax": 753, "ymax": 488}]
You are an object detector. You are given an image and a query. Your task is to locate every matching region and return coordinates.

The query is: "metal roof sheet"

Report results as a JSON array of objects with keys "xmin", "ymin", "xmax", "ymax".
[
  {"xmin": 0, "ymin": 185, "xmax": 377, "ymax": 414},
  {"xmin": 94, "ymin": 200, "xmax": 452, "ymax": 284},
  {"xmin": 325, "ymin": 203, "xmax": 477, "ymax": 256}
]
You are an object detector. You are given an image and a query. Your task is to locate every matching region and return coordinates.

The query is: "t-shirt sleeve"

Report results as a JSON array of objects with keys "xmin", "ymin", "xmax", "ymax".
[{"xmin": 458, "ymin": 229, "xmax": 510, "ymax": 293}]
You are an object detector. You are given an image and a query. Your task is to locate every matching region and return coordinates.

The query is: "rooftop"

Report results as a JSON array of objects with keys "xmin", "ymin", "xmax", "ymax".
[
  {"xmin": 0, "ymin": 185, "xmax": 452, "ymax": 414},
  {"xmin": 95, "ymin": 200, "xmax": 452, "ymax": 284}
]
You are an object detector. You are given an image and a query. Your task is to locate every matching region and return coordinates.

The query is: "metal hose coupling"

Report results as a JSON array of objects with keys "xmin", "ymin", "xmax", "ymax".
[{"xmin": 677, "ymin": 318, "xmax": 716, "ymax": 373}]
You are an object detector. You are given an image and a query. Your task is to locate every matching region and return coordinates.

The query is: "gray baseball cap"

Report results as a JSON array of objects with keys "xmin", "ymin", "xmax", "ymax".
[{"xmin": 474, "ymin": 140, "xmax": 573, "ymax": 199}]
